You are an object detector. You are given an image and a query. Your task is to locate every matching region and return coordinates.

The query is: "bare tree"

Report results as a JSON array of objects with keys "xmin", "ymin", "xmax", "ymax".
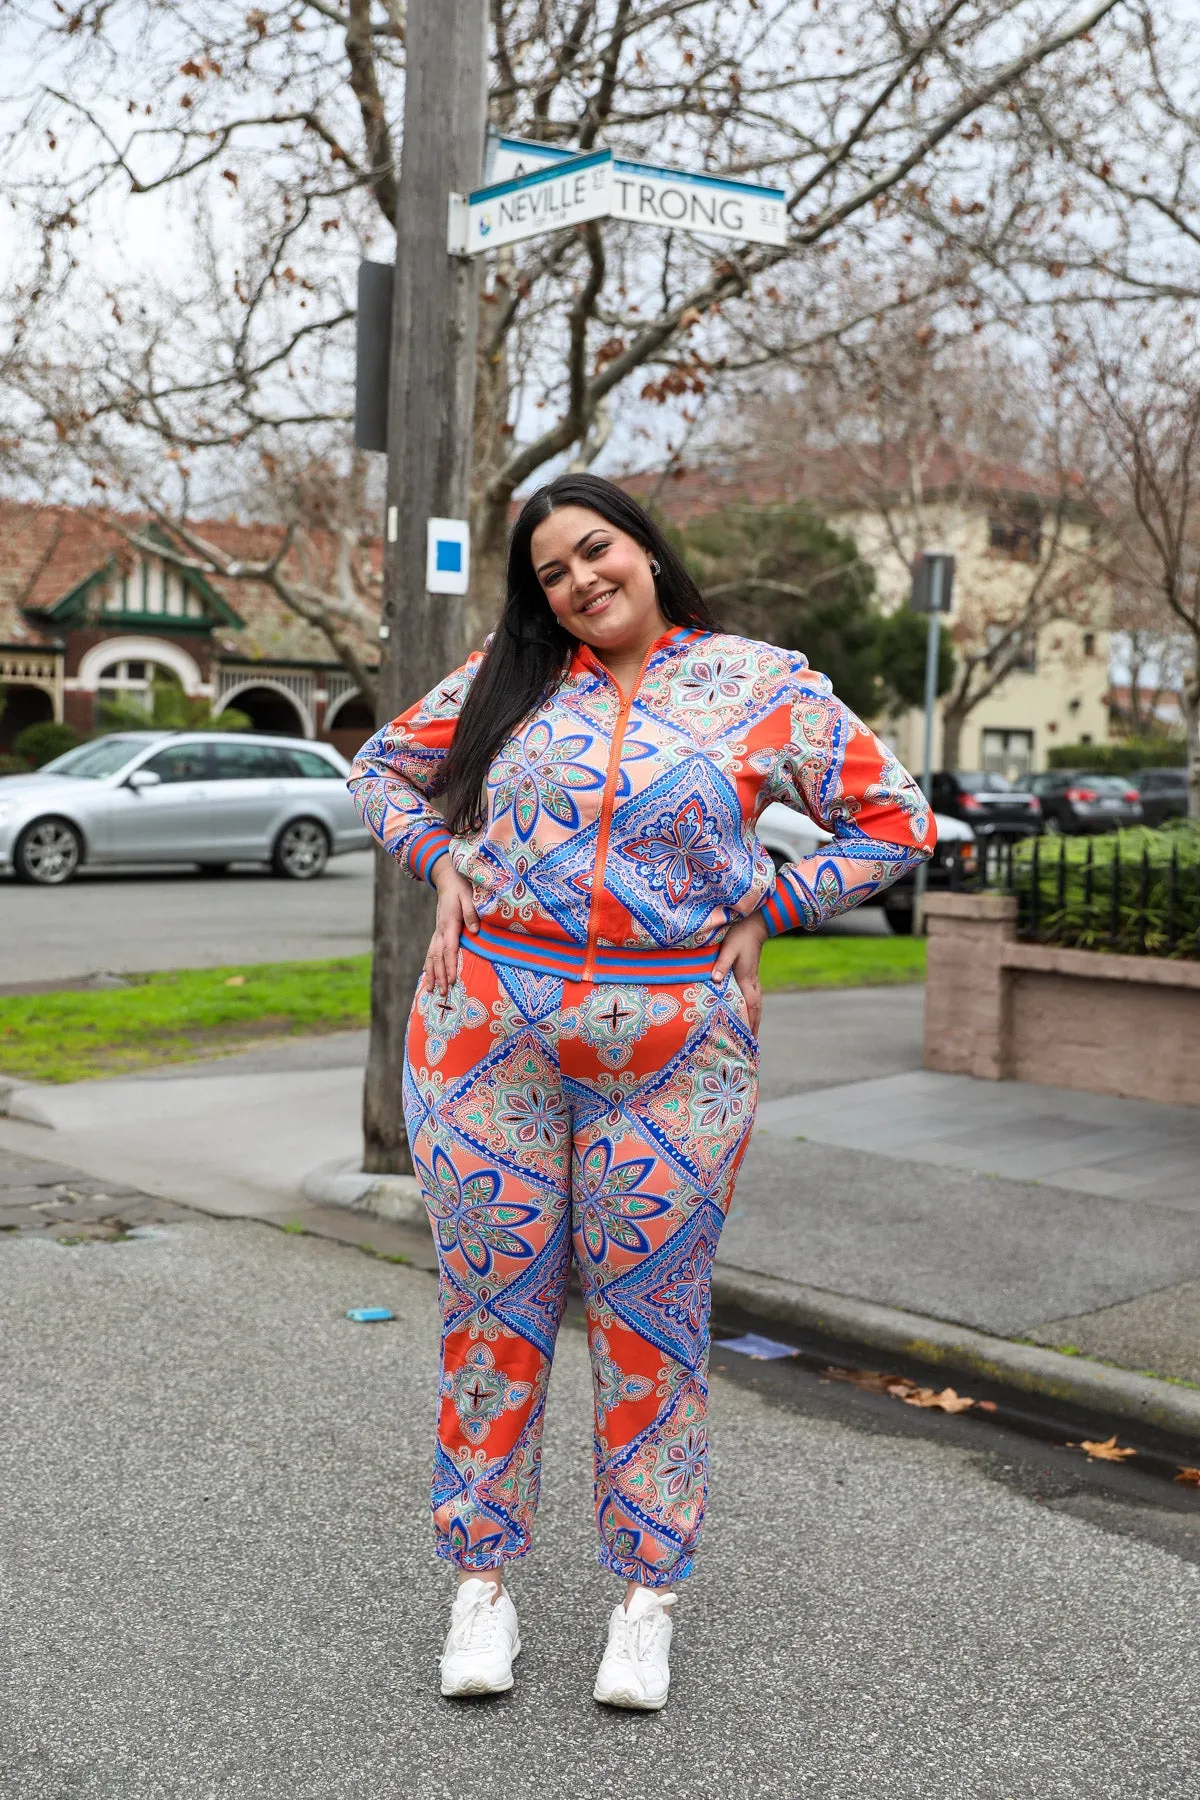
[
  {"xmin": 729, "ymin": 318, "xmax": 1103, "ymax": 770},
  {"xmin": 1, "ymin": 0, "xmax": 1137, "ymax": 694},
  {"xmin": 1067, "ymin": 321, "xmax": 1200, "ymax": 817}
]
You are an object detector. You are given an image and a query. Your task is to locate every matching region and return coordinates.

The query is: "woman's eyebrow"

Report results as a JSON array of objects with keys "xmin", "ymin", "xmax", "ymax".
[{"xmin": 535, "ymin": 528, "xmax": 605, "ymax": 577}]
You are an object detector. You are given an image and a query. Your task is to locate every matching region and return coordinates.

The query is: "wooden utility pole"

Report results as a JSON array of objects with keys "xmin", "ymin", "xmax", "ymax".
[{"xmin": 362, "ymin": 1, "xmax": 489, "ymax": 1174}]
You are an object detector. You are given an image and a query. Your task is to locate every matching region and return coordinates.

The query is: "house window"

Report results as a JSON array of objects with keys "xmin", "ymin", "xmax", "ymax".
[
  {"xmin": 96, "ymin": 658, "xmax": 176, "ymax": 700},
  {"xmin": 988, "ymin": 502, "xmax": 1042, "ymax": 564},
  {"xmin": 1082, "ymin": 631, "xmax": 1096, "ymax": 656},
  {"xmin": 980, "ymin": 728, "xmax": 1034, "ymax": 781}
]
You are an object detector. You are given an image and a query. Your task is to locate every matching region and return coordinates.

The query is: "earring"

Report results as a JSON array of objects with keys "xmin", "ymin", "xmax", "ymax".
[{"xmin": 649, "ymin": 557, "xmax": 661, "ymax": 576}]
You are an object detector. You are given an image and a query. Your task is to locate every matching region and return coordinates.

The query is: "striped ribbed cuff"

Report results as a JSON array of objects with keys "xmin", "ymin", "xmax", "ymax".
[
  {"xmin": 761, "ymin": 871, "xmax": 810, "ymax": 936},
  {"xmin": 408, "ymin": 824, "xmax": 453, "ymax": 885}
]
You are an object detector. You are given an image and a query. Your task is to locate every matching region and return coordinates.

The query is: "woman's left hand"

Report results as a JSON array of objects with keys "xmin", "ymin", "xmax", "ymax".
[{"xmin": 711, "ymin": 911, "xmax": 769, "ymax": 1035}]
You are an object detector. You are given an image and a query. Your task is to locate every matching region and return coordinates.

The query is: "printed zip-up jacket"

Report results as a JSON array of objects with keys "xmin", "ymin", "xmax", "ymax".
[{"xmin": 348, "ymin": 627, "xmax": 934, "ymax": 983}]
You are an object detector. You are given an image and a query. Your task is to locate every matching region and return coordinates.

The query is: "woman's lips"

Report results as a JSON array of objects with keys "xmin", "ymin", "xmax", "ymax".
[{"xmin": 578, "ymin": 586, "xmax": 617, "ymax": 617}]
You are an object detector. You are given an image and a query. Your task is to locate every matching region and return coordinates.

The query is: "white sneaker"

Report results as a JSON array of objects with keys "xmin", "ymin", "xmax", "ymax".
[
  {"xmin": 593, "ymin": 1586, "xmax": 677, "ymax": 1711},
  {"xmin": 439, "ymin": 1578, "xmax": 521, "ymax": 1698}
]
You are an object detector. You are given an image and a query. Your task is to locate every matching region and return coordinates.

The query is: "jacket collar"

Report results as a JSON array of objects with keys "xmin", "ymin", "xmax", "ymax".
[{"xmin": 568, "ymin": 625, "xmax": 709, "ymax": 683}]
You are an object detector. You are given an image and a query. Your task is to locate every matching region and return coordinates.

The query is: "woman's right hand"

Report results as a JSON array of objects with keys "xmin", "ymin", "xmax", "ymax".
[{"xmin": 424, "ymin": 859, "xmax": 481, "ymax": 997}]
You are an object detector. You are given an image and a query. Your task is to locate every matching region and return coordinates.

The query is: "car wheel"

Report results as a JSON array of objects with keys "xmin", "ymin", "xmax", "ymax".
[
  {"xmin": 13, "ymin": 817, "xmax": 83, "ymax": 885},
  {"xmin": 272, "ymin": 818, "xmax": 330, "ymax": 880},
  {"xmin": 197, "ymin": 863, "xmax": 231, "ymax": 877},
  {"xmin": 883, "ymin": 905, "xmax": 915, "ymax": 936}
]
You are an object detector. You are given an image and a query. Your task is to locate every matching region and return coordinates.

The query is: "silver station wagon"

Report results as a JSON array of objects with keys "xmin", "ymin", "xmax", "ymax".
[{"xmin": 0, "ymin": 731, "xmax": 370, "ymax": 885}]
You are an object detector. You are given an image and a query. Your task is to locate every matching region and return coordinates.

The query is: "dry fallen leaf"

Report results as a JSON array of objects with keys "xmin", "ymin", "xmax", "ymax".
[
  {"xmin": 225, "ymin": 976, "xmax": 246, "ymax": 986},
  {"xmin": 822, "ymin": 1367, "xmax": 979, "ymax": 1413},
  {"xmin": 1175, "ymin": 1466, "xmax": 1200, "ymax": 1487},
  {"xmin": 976, "ymin": 1400, "xmax": 998, "ymax": 1412},
  {"xmin": 902, "ymin": 1386, "xmax": 976, "ymax": 1414},
  {"xmin": 1070, "ymin": 1434, "xmax": 1137, "ymax": 1463},
  {"xmin": 821, "ymin": 1365, "xmax": 897, "ymax": 1393}
]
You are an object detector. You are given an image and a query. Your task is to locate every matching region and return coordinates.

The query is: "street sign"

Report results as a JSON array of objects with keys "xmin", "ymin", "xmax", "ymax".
[
  {"xmin": 610, "ymin": 157, "xmax": 787, "ymax": 246},
  {"xmin": 426, "ymin": 518, "xmax": 470, "ymax": 596},
  {"xmin": 450, "ymin": 149, "xmax": 789, "ymax": 255},
  {"xmin": 452, "ymin": 150, "xmax": 612, "ymax": 254},
  {"xmin": 910, "ymin": 552, "xmax": 956, "ymax": 614},
  {"xmin": 485, "ymin": 132, "xmax": 575, "ymax": 187}
]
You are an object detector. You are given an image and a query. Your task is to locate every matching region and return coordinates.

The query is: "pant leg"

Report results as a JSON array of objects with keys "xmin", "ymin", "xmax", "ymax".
[
  {"xmin": 558, "ymin": 972, "xmax": 759, "ymax": 1588},
  {"xmin": 404, "ymin": 952, "xmax": 572, "ymax": 1571}
]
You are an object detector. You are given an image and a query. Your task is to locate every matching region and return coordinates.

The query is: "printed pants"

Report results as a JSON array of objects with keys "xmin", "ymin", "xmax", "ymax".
[{"xmin": 402, "ymin": 947, "xmax": 759, "ymax": 1587}]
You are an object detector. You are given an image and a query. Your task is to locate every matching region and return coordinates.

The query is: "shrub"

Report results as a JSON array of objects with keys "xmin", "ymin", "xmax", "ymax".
[
  {"xmin": 0, "ymin": 752, "xmax": 29, "ymax": 775},
  {"xmin": 1047, "ymin": 738, "xmax": 1186, "ymax": 773},
  {"xmin": 12, "ymin": 721, "xmax": 80, "ymax": 768},
  {"xmin": 1007, "ymin": 824, "xmax": 1200, "ymax": 957}
]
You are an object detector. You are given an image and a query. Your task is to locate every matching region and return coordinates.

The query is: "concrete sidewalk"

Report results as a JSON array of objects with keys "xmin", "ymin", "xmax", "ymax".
[{"xmin": 2, "ymin": 986, "xmax": 1197, "ymax": 1397}]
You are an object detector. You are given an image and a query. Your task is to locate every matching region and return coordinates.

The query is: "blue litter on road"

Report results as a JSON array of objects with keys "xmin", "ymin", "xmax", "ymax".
[
  {"xmin": 345, "ymin": 1307, "xmax": 394, "ymax": 1324},
  {"xmin": 717, "ymin": 1333, "xmax": 800, "ymax": 1361}
]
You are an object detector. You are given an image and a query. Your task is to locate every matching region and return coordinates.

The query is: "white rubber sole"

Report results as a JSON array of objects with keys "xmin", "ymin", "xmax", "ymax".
[
  {"xmin": 440, "ymin": 1636, "xmax": 521, "ymax": 1698},
  {"xmin": 593, "ymin": 1670, "xmax": 668, "ymax": 1712}
]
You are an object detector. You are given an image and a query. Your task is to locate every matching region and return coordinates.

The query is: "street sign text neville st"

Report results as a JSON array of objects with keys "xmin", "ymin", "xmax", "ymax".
[{"xmin": 450, "ymin": 148, "xmax": 789, "ymax": 255}]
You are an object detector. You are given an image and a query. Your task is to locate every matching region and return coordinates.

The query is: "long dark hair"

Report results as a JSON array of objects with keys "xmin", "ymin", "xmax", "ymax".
[{"xmin": 437, "ymin": 473, "xmax": 720, "ymax": 835}]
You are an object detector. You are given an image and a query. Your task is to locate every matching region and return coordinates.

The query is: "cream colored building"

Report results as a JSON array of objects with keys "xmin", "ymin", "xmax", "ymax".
[
  {"xmin": 651, "ymin": 448, "xmax": 1112, "ymax": 782},
  {"xmin": 832, "ymin": 488, "xmax": 1111, "ymax": 781}
]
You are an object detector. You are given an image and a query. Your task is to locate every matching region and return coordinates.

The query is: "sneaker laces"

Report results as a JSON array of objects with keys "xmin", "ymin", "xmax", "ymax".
[
  {"xmin": 444, "ymin": 1584, "xmax": 504, "ymax": 1658},
  {"xmin": 619, "ymin": 1590, "xmax": 677, "ymax": 1663}
]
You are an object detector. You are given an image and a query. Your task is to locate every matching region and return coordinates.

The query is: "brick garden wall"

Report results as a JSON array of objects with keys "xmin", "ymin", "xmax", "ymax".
[{"xmin": 924, "ymin": 892, "xmax": 1200, "ymax": 1108}]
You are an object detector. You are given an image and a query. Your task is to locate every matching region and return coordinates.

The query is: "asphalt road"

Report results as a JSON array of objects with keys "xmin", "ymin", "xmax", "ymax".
[
  {"xmin": 2, "ymin": 1215, "xmax": 1196, "ymax": 1799},
  {"xmin": 0, "ymin": 850, "xmax": 890, "ymax": 988}
]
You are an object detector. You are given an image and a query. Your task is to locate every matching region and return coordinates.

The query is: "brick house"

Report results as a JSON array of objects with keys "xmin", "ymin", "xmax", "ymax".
[{"xmin": 0, "ymin": 502, "xmax": 378, "ymax": 761}]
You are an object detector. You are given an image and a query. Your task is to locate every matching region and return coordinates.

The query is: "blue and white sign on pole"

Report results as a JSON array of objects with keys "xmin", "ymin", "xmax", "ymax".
[
  {"xmin": 426, "ymin": 518, "xmax": 470, "ymax": 596},
  {"xmin": 484, "ymin": 132, "xmax": 575, "ymax": 187},
  {"xmin": 449, "ymin": 149, "xmax": 789, "ymax": 255}
]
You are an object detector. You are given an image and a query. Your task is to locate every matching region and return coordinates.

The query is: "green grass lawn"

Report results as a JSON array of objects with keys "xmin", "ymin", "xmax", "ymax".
[
  {"xmin": 760, "ymin": 932, "xmax": 925, "ymax": 992},
  {"xmin": 0, "ymin": 956, "xmax": 373, "ymax": 1084},
  {"xmin": 0, "ymin": 933, "xmax": 924, "ymax": 1084}
]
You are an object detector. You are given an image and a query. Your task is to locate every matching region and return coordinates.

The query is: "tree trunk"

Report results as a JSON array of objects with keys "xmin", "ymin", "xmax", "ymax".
[
  {"xmin": 940, "ymin": 701, "xmax": 965, "ymax": 774},
  {"xmin": 361, "ymin": 1, "xmax": 488, "ymax": 1176}
]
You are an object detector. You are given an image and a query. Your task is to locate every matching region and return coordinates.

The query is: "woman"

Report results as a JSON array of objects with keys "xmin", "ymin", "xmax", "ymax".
[{"xmin": 349, "ymin": 473, "xmax": 932, "ymax": 1710}]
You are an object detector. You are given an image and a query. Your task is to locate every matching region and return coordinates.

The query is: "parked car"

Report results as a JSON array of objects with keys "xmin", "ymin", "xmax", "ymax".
[
  {"xmin": 0, "ymin": 731, "xmax": 370, "ymax": 885},
  {"xmin": 756, "ymin": 802, "xmax": 976, "ymax": 935},
  {"xmin": 1131, "ymin": 766, "xmax": 1189, "ymax": 828},
  {"xmin": 930, "ymin": 770, "xmax": 1042, "ymax": 838},
  {"xmin": 1025, "ymin": 769, "xmax": 1143, "ymax": 834}
]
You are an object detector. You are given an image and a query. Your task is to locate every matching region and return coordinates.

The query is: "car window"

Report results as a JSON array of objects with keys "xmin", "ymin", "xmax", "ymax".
[
  {"xmin": 208, "ymin": 740, "xmax": 295, "ymax": 780},
  {"xmin": 1082, "ymin": 775, "xmax": 1136, "ymax": 795},
  {"xmin": 287, "ymin": 747, "xmax": 341, "ymax": 779},
  {"xmin": 42, "ymin": 737, "xmax": 148, "ymax": 779},
  {"xmin": 141, "ymin": 743, "xmax": 211, "ymax": 783},
  {"xmin": 956, "ymin": 772, "xmax": 1013, "ymax": 793},
  {"xmin": 1029, "ymin": 773, "xmax": 1066, "ymax": 794}
]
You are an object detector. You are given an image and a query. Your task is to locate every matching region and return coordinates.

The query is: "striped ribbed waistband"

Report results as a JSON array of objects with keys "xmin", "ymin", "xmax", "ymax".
[{"xmin": 464, "ymin": 920, "xmax": 721, "ymax": 985}]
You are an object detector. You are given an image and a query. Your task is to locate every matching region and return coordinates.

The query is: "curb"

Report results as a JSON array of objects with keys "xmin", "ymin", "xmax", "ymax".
[
  {"xmin": 301, "ymin": 1159, "xmax": 426, "ymax": 1226},
  {"xmin": 710, "ymin": 1263, "xmax": 1200, "ymax": 1446}
]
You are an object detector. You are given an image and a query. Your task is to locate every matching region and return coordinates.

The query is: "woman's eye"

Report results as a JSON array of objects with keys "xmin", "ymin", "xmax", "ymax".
[{"xmin": 588, "ymin": 542, "xmax": 610, "ymax": 557}]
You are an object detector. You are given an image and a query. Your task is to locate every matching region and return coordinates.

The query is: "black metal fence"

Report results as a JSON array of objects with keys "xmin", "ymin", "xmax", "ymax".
[{"xmin": 959, "ymin": 830, "xmax": 1200, "ymax": 961}]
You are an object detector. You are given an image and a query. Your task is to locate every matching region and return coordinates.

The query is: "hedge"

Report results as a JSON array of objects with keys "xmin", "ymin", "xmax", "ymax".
[
  {"xmin": 1007, "ymin": 823, "xmax": 1200, "ymax": 958},
  {"xmin": 1047, "ymin": 738, "xmax": 1186, "ymax": 773}
]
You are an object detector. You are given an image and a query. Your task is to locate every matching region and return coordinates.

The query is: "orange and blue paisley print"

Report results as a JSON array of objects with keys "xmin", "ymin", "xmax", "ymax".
[
  {"xmin": 405, "ymin": 951, "xmax": 758, "ymax": 1587},
  {"xmin": 349, "ymin": 627, "xmax": 935, "ymax": 982}
]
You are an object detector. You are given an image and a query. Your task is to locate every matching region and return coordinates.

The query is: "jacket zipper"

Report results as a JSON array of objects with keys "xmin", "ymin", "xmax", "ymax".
[{"xmin": 580, "ymin": 638, "xmax": 661, "ymax": 982}]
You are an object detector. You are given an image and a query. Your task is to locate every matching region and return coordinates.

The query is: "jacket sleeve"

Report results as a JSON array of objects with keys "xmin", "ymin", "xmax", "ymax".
[
  {"xmin": 346, "ymin": 651, "xmax": 485, "ymax": 885},
  {"xmin": 759, "ymin": 666, "xmax": 935, "ymax": 936}
]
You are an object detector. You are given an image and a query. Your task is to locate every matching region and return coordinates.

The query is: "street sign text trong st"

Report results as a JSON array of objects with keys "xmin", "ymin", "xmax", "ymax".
[{"xmin": 450, "ymin": 148, "xmax": 789, "ymax": 255}]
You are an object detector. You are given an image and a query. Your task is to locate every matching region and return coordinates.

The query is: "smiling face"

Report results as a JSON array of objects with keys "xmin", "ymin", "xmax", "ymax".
[{"xmin": 530, "ymin": 505, "xmax": 666, "ymax": 660}]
